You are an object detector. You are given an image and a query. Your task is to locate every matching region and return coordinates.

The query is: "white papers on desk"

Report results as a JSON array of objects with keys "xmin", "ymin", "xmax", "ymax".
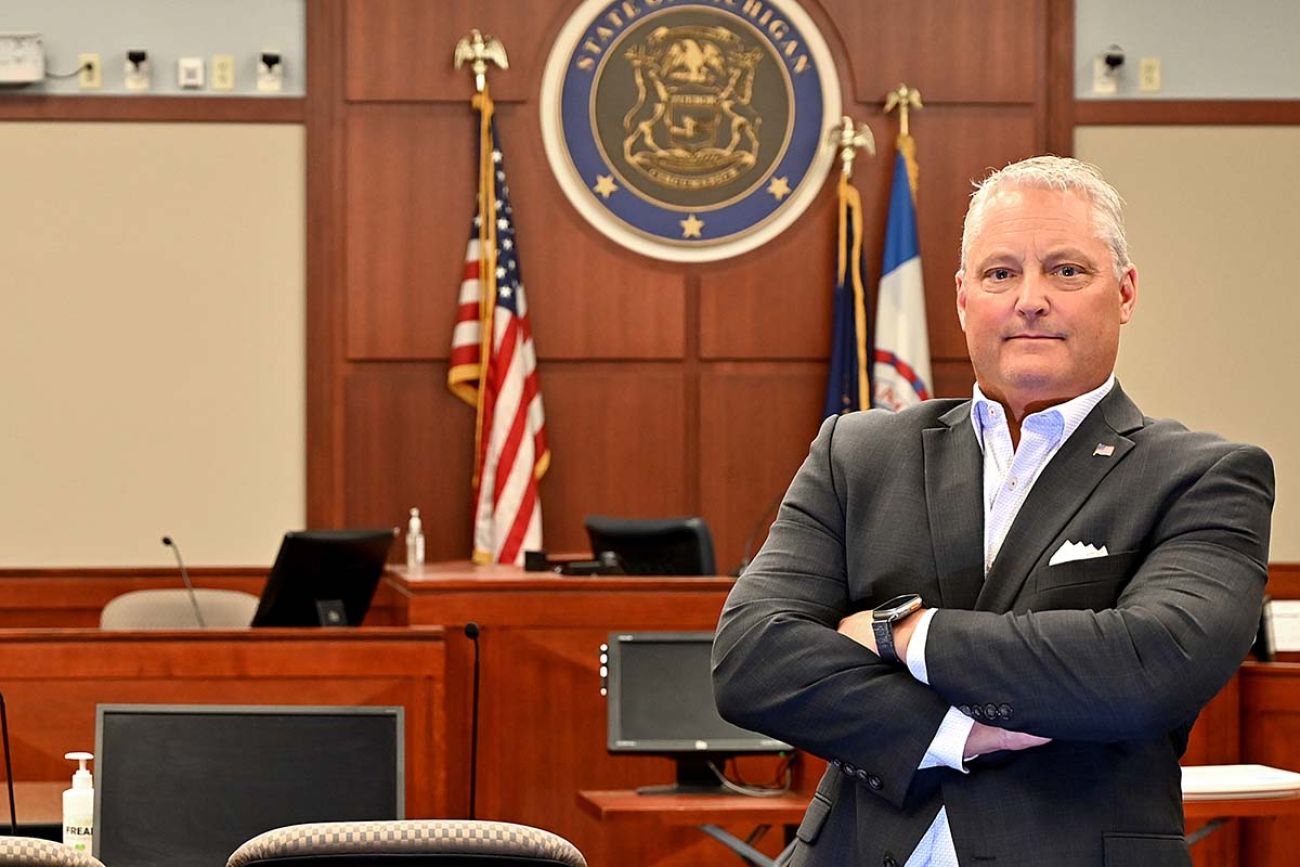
[
  {"xmin": 1267, "ymin": 599, "xmax": 1300, "ymax": 651},
  {"xmin": 1181, "ymin": 764, "xmax": 1300, "ymax": 800}
]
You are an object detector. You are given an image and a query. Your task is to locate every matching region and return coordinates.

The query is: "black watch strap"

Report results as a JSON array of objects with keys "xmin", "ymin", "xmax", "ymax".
[{"xmin": 873, "ymin": 618, "xmax": 899, "ymax": 664}]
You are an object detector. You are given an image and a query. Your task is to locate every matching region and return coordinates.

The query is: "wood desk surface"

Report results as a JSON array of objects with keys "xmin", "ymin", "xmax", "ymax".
[{"xmin": 578, "ymin": 789, "xmax": 809, "ymax": 826}]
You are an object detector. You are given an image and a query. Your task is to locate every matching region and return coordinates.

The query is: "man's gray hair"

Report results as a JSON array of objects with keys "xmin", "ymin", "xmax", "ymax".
[{"xmin": 959, "ymin": 155, "xmax": 1131, "ymax": 279}]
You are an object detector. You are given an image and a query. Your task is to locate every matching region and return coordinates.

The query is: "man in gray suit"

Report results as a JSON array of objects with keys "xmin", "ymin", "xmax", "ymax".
[{"xmin": 712, "ymin": 156, "xmax": 1274, "ymax": 867}]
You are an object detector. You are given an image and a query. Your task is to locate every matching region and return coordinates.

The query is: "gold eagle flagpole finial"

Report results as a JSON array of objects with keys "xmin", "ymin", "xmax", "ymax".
[
  {"xmin": 827, "ymin": 116, "xmax": 876, "ymax": 179},
  {"xmin": 884, "ymin": 84, "xmax": 923, "ymax": 139},
  {"xmin": 453, "ymin": 29, "xmax": 509, "ymax": 93}
]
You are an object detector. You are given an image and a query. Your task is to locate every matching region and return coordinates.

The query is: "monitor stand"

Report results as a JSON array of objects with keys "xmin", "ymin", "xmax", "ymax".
[{"xmin": 635, "ymin": 755, "xmax": 729, "ymax": 796}]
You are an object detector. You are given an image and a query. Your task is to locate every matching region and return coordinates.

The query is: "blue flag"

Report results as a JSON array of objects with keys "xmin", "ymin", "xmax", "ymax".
[{"xmin": 823, "ymin": 173, "xmax": 871, "ymax": 418}]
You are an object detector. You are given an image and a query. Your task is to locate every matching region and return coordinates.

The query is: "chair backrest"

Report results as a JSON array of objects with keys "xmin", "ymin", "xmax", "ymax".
[
  {"xmin": 583, "ymin": 515, "xmax": 716, "ymax": 575},
  {"xmin": 226, "ymin": 820, "xmax": 587, "ymax": 867},
  {"xmin": 100, "ymin": 588, "xmax": 261, "ymax": 629},
  {"xmin": 0, "ymin": 836, "xmax": 106, "ymax": 867}
]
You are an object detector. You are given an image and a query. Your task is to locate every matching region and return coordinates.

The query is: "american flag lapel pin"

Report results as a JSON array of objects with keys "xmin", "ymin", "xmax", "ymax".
[{"xmin": 1093, "ymin": 443, "xmax": 1115, "ymax": 457}]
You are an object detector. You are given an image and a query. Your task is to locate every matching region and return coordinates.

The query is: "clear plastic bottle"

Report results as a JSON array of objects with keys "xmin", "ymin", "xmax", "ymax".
[
  {"xmin": 62, "ymin": 751, "xmax": 94, "ymax": 853},
  {"xmin": 406, "ymin": 507, "xmax": 425, "ymax": 569}
]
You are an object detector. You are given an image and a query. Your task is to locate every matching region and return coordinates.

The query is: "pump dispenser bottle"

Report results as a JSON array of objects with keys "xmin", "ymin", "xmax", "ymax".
[
  {"xmin": 407, "ymin": 507, "xmax": 425, "ymax": 569},
  {"xmin": 62, "ymin": 751, "xmax": 94, "ymax": 853}
]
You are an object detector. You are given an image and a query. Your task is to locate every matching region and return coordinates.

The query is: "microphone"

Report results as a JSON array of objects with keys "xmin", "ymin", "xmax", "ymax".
[
  {"xmin": 161, "ymin": 536, "xmax": 205, "ymax": 627},
  {"xmin": 0, "ymin": 692, "xmax": 16, "ymax": 836},
  {"xmin": 464, "ymin": 622, "xmax": 481, "ymax": 819},
  {"xmin": 732, "ymin": 489, "xmax": 787, "ymax": 576}
]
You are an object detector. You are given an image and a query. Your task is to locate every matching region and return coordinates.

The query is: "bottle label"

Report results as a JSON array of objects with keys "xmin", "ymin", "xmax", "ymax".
[{"xmin": 63, "ymin": 819, "xmax": 93, "ymax": 851}]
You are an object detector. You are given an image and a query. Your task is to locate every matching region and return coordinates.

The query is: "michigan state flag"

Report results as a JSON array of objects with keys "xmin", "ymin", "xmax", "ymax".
[{"xmin": 823, "ymin": 173, "xmax": 871, "ymax": 418}]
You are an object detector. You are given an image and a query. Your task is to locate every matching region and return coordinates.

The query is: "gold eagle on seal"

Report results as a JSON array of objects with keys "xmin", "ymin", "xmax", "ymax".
[{"xmin": 621, "ymin": 25, "xmax": 765, "ymax": 191}]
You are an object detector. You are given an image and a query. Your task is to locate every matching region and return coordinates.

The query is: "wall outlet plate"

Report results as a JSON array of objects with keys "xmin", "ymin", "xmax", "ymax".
[
  {"xmin": 78, "ymin": 53, "xmax": 101, "ymax": 89},
  {"xmin": 125, "ymin": 51, "xmax": 150, "ymax": 91},
  {"xmin": 211, "ymin": 54, "xmax": 235, "ymax": 91},
  {"xmin": 257, "ymin": 51, "xmax": 283, "ymax": 93},
  {"xmin": 1091, "ymin": 55, "xmax": 1118, "ymax": 95},
  {"xmin": 177, "ymin": 56, "xmax": 205, "ymax": 89},
  {"xmin": 0, "ymin": 32, "xmax": 45, "ymax": 84},
  {"xmin": 1139, "ymin": 57, "xmax": 1162, "ymax": 93}
]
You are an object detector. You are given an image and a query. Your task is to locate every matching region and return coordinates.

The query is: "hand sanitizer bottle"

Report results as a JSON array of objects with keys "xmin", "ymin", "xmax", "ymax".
[
  {"xmin": 62, "ymin": 751, "xmax": 94, "ymax": 853},
  {"xmin": 406, "ymin": 507, "xmax": 425, "ymax": 569}
]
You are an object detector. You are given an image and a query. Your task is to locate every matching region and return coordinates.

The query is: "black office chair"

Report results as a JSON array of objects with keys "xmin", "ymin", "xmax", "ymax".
[
  {"xmin": 225, "ymin": 820, "xmax": 587, "ymax": 867},
  {"xmin": 583, "ymin": 515, "xmax": 716, "ymax": 576}
]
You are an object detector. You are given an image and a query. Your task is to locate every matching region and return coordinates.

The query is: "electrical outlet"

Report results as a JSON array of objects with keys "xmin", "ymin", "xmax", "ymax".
[
  {"xmin": 211, "ymin": 54, "xmax": 235, "ymax": 91},
  {"xmin": 77, "ymin": 53, "xmax": 101, "ymax": 89},
  {"xmin": 1139, "ymin": 57, "xmax": 1162, "ymax": 93},
  {"xmin": 124, "ymin": 49, "xmax": 149, "ymax": 91}
]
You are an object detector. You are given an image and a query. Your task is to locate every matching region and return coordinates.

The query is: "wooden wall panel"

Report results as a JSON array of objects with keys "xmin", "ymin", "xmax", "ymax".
[
  {"xmin": 343, "ymin": 363, "xmax": 475, "ymax": 560},
  {"xmin": 343, "ymin": 0, "xmax": 562, "ymax": 103},
  {"xmin": 325, "ymin": 0, "xmax": 1061, "ymax": 599},
  {"xmin": 346, "ymin": 108, "xmax": 476, "ymax": 359},
  {"xmin": 699, "ymin": 363, "xmax": 826, "ymax": 571},
  {"xmin": 538, "ymin": 364, "xmax": 691, "ymax": 553},
  {"xmin": 698, "ymin": 179, "xmax": 838, "ymax": 360},
  {"xmin": 826, "ymin": 0, "xmax": 1046, "ymax": 104}
]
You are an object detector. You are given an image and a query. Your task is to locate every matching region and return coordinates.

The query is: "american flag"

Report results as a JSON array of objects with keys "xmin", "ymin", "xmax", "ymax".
[{"xmin": 448, "ymin": 88, "xmax": 550, "ymax": 566}]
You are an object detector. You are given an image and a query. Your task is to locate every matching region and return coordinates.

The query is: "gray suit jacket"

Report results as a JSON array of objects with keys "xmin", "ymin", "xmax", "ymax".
[{"xmin": 712, "ymin": 384, "xmax": 1274, "ymax": 867}]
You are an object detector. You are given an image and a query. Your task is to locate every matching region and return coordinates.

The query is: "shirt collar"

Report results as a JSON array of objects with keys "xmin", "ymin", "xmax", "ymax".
[{"xmin": 969, "ymin": 375, "xmax": 1115, "ymax": 452}]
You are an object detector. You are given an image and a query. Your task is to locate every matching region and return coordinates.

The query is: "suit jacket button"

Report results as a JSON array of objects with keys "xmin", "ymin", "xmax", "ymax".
[
  {"xmin": 854, "ymin": 768, "xmax": 868, "ymax": 781},
  {"xmin": 867, "ymin": 774, "xmax": 883, "ymax": 790},
  {"xmin": 959, "ymin": 704, "xmax": 971, "ymax": 716},
  {"xmin": 830, "ymin": 758, "xmax": 842, "ymax": 768},
  {"xmin": 842, "ymin": 762, "xmax": 857, "ymax": 776},
  {"xmin": 883, "ymin": 853, "xmax": 899, "ymax": 867},
  {"xmin": 970, "ymin": 704, "xmax": 983, "ymax": 719},
  {"xmin": 998, "ymin": 703, "xmax": 1013, "ymax": 720},
  {"xmin": 984, "ymin": 703, "xmax": 998, "ymax": 719}
]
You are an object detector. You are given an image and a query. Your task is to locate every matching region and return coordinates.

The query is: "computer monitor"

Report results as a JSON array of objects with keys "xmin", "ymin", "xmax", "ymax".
[
  {"xmin": 252, "ymin": 528, "xmax": 395, "ymax": 627},
  {"xmin": 604, "ymin": 631, "xmax": 790, "ymax": 795},
  {"xmin": 94, "ymin": 704, "xmax": 403, "ymax": 867},
  {"xmin": 584, "ymin": 515, "xmax": 717, "ymax": 575}
]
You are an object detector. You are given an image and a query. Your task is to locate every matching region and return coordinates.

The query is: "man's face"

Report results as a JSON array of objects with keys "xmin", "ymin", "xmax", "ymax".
[{"xmin": 955, "ymin": 186, "xmax": 1137, "ymax": 416}]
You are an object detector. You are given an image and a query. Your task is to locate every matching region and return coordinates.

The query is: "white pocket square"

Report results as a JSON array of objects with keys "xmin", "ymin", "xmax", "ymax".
[{"xmin": 1049, "ymin": 540, "xmax": 1109, "ymax": 566}]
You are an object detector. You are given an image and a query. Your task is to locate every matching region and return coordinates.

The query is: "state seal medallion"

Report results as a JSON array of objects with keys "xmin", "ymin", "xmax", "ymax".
[{"xmin": 540, "ymin": 0, "xmax": 841, "ymax": 262}]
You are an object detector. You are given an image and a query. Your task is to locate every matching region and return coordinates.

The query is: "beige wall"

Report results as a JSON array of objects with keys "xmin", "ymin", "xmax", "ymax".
[
  {"xmin": 0, "ymin": 123, "xmax": 305, "ymax": 567},
  {"xmin": 1077, "ymin": 126, "xmax": 1300, "ymax": 560}
]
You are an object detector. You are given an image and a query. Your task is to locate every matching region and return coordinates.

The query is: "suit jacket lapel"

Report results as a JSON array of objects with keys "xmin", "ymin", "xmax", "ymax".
[
  {"xmin": 923, "ymin": 402, "xmax": 985, "ymax": 610},
  {"xmin": 975, "ymin": 383, "xmax": 1146, "ymax": 612}
]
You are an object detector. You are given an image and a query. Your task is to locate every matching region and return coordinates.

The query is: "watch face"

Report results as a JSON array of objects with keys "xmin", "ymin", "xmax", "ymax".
[{"xmin": 873, "ymin": 594, "xmax": 922, "ymax": 621}]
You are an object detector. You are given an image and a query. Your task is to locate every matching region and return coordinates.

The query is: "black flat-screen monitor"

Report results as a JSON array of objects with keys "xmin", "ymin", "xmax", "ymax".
[
  {"xmin": 605, "ymin": 631, "xmax": 790, "ymax": 795},
  {"xmin": 94, "ymin": 704, "xmax": 403, "ymax": 867},
  {"xmin": 584, "ymin": 515, "xmax": 717, "ymax": 575},
  {"xmin": 252, "ymin": 528, "xmax": 395, "ymax": 627}
]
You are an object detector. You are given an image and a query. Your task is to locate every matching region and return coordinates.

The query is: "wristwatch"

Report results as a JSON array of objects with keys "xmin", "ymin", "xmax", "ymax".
[{"xmin": 870, "ymin": 594, "xmax": 923, "ymax": 664}]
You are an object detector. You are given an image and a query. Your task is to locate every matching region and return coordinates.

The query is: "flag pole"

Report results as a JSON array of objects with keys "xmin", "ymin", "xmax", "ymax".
[
  {"xmin": 454, "ymin": 31, "xmax": 510, "ymax": 491},
  {"xmin": 884, "ymin": 84, "xmax": 923, "ymax": 198}
]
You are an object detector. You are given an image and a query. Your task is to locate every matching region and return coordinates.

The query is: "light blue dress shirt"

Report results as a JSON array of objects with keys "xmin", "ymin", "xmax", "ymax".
[{"xmin": 897, "ymin": 376, "xmax": 1115, "ymax": 866}]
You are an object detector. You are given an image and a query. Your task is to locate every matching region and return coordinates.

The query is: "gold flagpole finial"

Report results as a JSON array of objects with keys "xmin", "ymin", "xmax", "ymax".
[
  {"xmin": 827, "ymin": 116, "xmax": 876, "ymax": 179},
  {"xmin": 883, "ymin": 84, "xmax": 923, "ymax": 138},
  {"xmin": 453, "ymin": 29, "xmax": 509, "ymax": 93}
]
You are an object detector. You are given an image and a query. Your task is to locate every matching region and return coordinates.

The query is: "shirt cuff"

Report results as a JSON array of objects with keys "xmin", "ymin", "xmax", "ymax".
[
  {"xmin": 918, "ymin": 705, "xmax": 976, "ymax": 773},
  {"xmin": 904, "ymin": 607, "xmax": 938, "ymax": 684}
]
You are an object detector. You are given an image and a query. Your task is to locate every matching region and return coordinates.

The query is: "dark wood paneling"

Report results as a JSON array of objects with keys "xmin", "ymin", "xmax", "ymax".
[
  {"xmin": 538, "ymin": 363, "xmax": 691, "ymax": 554},
  {"xmin": 343, "ymin": 0, "xmax": 564, "ymax": 103},
  {"xmin": 699, "ymin": 363, "xmax": 825, "ymax": 572},
  {"xmin": 826, "ymin": 0, "xmax": 1045, "ymax": 104},
  {"xmin": 307, "ymin": 0, "xmax": 347, "ymax": 526},
  {"xmin": 343, "ymin": 362, "xmax": 476, "ymax": 561},
  {"xmin": 1075, "ymin": 100, "xmax": 1300, "ymax": 126},
  {"xmin": 345, "ymin": 105, "xmax": 687, "ymax": 361},
  {"xmin": 1240, "ymin": 663, "xmax": 1300, "ymax": 866},
  {"xmin": 931, "ymin": 358, "xmax": 976, "ymax": 399},
  {"xmin": 0, "ymin": 96, "xmax": 305, "ymax": 122},
  {"xmin": 345, "ymin": 108, "xmax": 477, "ymax": 359},
  {"xmin": 698, "ymin": 179, "xmax": 837, "ymax": 359}
]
